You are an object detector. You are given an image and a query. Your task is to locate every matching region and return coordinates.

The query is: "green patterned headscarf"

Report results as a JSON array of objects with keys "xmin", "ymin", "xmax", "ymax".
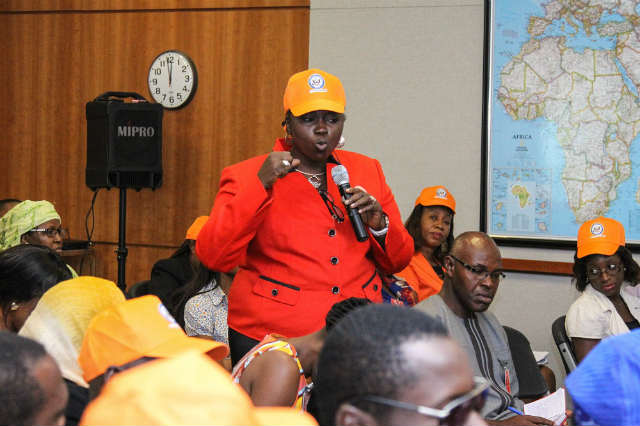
[{"xmin": 0, "ymin": 200, "xmax": 61, "ymax": 251}]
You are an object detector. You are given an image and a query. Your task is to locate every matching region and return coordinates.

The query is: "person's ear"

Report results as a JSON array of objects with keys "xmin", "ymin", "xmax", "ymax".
[
  {"xmin": 20, "ymin": 234, "xmax": 30, "ymax": 244},
  {"xmin": 444, "ymin": 255, "xmax": 455, "ymax": 278},
  {"xmin": 335, "ymin": 403, "xmax": 379, "ymax": 426}
]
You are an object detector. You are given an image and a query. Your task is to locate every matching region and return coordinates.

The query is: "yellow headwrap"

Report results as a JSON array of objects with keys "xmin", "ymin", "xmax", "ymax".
[
  {"xmin": 0, "ymin": 200, "xmax": 61, "ymax": 251},
  {"xmin": 18, "ymin": 277, "xmax": 126, "ymax": 387}
]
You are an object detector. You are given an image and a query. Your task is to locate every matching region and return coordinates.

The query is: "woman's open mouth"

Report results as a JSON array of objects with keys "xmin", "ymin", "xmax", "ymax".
[{"xmin": 315, "ymin": 140, "xmax": 328, "ymax": 151}]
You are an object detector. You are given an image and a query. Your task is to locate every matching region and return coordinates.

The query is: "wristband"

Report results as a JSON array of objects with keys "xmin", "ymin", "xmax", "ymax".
[{"xmin": 369, "ymin": 214, "xmax": 389, "ymax": 237}]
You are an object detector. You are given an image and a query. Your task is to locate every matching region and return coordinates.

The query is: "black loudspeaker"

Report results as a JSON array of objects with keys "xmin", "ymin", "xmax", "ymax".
[{"xmin": 86, "ymin": 92, "xmax": 163, "ymax": 190}]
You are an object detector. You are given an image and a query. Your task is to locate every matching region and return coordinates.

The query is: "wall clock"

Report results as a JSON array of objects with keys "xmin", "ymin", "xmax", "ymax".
[{"xmin": 148, "ymin": 50, "xmax": 197, "ymax": 109}]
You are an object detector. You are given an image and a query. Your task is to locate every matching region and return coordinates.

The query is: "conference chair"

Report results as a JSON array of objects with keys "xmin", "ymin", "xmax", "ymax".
[
  {"xmin": 503, "ymin": 325, "xmax": 548, "ymax": 400},
  {"xmin": 551, "ymin": 315, "xmax": 578, "ymax": 374}
]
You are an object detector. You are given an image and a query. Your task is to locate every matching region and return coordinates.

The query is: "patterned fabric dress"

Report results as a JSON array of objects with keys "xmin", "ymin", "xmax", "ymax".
[
  {"xmin": 183, "ymin": 281, "xmax": 228, "ymax": 346},
  {"xmin": 231, "ymin": 334, "xmax": 311, "ymax": 410}
]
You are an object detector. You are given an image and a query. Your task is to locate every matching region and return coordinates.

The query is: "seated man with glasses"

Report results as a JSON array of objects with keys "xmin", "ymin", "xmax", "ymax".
[
  {"xmin": 415, "ymin": 232, "xmax": 553, "ymax": 426},
  {"xmin": 314, "ymin": 304, "xmax": 488, "ymax": 426},
  {"xmin": 565, "ymin": 217, "xmax": 640, "ymax": 363}
]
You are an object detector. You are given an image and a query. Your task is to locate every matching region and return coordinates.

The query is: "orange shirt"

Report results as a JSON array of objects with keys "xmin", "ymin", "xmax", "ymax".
[
  {"xmin": 197, "ymin": 139, "xmax": 413, "ymax": 340},
  {"xmin": 395, "ymin": 251, "xmax": 443, "ymax": 302}
]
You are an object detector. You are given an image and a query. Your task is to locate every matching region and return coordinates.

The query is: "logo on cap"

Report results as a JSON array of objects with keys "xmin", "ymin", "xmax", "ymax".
[
  {"xmin": 157, "ymin": 303, "xmax": 180, "ymax": 329},
  {"xmin": 308, "ymin": 73, "xmax": 328, "ymax": 93},
  {"xmin": 590, "ymin": 223, "xmax": 604, "ymax": 237},
  {"xmin": 435, "ymin": 188, "xmax": 448, "ymax": 199}
]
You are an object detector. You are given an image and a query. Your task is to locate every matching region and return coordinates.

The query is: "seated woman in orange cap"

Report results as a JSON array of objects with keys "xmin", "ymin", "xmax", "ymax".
[
  {"xmin": 168, "ymin": 216, "xmax": 233, "ymax": 370},
  {"xmin": 147, "ymin": 216, "xmax": 210, "ymax": 308},
  {"xmin": 196, "ymin": 69, "xmax": 413, "ymax": 364},
  {"xmin": 566, "ymin": 217, "xmax": 640, "ymax": 362},
  {"xmin": 395, "ymin": 186, "xmax": 455, "ymax": 302}
]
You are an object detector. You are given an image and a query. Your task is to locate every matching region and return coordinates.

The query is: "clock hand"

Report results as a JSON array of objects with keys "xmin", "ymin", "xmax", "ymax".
[{"xmin": 168, "ymin": 60, "xmax": 172, "ymax": 87}]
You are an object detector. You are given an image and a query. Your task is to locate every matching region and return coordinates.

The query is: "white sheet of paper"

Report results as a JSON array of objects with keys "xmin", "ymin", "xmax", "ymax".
[
  {"xmin": 524, "ymin": 388, "xmax": 566, "ymax": 425},
  {"xmin": 533, "ymin": 350, "xmax": 549, "ymax": 365}
]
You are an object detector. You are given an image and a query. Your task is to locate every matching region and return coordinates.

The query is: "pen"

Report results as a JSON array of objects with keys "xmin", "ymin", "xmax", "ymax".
[{"xmin": 508, "ymin": 406, "xmax": 524, "ymax": 415}]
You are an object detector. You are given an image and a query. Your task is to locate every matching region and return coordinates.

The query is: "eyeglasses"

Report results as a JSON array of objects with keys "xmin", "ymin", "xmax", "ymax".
[
  {"xmin": 29, "ymin": 227, "xmax": 64, "ymax": 238},
  {"xmin": 449, "ymin": 255, "xmax": 506, "ymax": 283},
  {"xmin": 354, "ymin": 376, "xmax": 489, "ymax": 425},
  {"xmin": 587, "ymin": 263, "xmax": 623, "ymax": 278},
  {"xmin": 318, "ymin": 190, "xmax": 345, "ymax": 223}
]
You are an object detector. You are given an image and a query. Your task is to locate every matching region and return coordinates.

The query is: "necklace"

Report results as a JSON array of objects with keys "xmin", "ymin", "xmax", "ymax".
[{"xmin": 295, "ymin": 169, "xmax": 326, "ymax": 189}]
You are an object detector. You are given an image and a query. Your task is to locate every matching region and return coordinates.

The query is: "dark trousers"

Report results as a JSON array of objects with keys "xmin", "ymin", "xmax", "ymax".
[{"xmin": 229, "ymin": 327, "xmax": 259, "ymax": 367}]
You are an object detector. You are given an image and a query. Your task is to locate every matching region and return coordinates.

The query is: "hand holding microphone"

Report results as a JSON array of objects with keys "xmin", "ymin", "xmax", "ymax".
[{"xmin": 331, "ymin": 165, "xmax": 385, "ymax": 242}]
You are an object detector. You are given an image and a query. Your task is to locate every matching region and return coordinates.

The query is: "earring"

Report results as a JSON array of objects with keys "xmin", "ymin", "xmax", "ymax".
[
  {"xmin": 337, "ymin": 136, "xmax": 345, "ymax": 148},
  {"xmin": 10, "ymin": 302, "xmax": 19, "ymax": 311},
  {"xmin": 283, "ymin": 126, "xmax": 294, "ymax": 145}
]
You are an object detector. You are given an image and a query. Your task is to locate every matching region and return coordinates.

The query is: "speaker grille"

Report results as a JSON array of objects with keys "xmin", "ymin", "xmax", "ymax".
[{"xmin": 108, "ymin": 171, "xmax": 162, "ymax": 190}]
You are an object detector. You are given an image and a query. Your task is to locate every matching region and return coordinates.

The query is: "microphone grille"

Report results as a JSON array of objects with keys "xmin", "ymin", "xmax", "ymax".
[{"xmin": 331, "ymin": 165, "xmax": 349, "ymax": 186}]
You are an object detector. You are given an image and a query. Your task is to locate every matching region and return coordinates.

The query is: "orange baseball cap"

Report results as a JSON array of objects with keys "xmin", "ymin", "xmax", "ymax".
[
  {"xmin": 415, "ymin": 185, "xmax": 456, "ymax": 213},
  {"xmin": 185, "ymin": 215, "xmax": 208, "ymax": 240},
  {"xmin": 80, "ymin": 351, "xmax": 318, "ymax": 426},
  {"xmin": 577, "ymin": 216, "xmax": 626, "ymax": 258},
  {"xmin": 283, "ymin": 68, "xmax": 346, "ymax": 116},
  {"xmin": 78, "ymin": 295, "xmax": 229, "ymax": 382}
]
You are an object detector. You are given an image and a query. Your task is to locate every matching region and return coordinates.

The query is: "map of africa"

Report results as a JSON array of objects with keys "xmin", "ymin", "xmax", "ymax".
[{"xmin": 488, "ymin": 0, "xmax": 640, "ymax": 243}]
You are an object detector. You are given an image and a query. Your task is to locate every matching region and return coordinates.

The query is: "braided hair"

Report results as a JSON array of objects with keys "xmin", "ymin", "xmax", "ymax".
[{"xmin": 325, "ymin": 297, "xmax": 372, "ymax": 331}]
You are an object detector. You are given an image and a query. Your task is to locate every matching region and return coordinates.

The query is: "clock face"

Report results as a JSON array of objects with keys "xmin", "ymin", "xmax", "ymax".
[{"xmin": 148, "ymin": 50, "xmax": 197, "ymax": 109}]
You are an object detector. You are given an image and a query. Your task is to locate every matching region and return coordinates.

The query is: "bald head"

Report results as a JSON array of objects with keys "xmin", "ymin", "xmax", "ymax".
[
  {"xmin": 449, "ymin": 232, "xmax": 501, "ymax": 261},
  {"xmin": 443, "ymin": 232, "xmax": 504, "ymax": 316}
]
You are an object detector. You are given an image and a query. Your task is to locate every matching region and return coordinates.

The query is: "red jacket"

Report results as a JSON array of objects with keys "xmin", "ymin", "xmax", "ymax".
[{"xmin": 197, "ymin": 139, "xmax": 413, "ymax": 339}]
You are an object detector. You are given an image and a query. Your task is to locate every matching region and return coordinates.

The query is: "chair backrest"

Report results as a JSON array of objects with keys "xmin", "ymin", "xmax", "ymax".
[
  {"xmin": 503, "ymin": 325, "xmax": 548, "ymax": 399},
  {"xmin": 551, "ymin": 315, "xmax": 578, "ymax": 374},
  {"xmin": 126, "ymin": 280, "xmax": 152, "ymax": 299}
]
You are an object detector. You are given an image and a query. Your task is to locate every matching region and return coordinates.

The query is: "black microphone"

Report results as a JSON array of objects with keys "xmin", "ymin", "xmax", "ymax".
[{"xmin": 331, "ymin": 165, "xmax": 369, "ymax": 242}]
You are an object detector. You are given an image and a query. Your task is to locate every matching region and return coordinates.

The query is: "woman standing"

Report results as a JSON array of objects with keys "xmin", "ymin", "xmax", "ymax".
[
  {"xmin": 197, "ymin": 69, "xmax": 413, "ymax": 363},
  {"xmin": 566, "ymin": 216, "xmax": 640, "ymax": 362},
  {"xmin": 395, "ymin": 186, "xmax": 455, "ymax": 302}
]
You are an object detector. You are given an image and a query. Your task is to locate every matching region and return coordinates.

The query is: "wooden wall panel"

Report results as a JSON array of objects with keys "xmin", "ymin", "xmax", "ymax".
[
  {"xmin": 92, "ymin": 243, "xmax": 177, "ymax": 287},
  {"xmin": 0, "ymin": 2, "xmax": 309, "ymax": 286},
  {"xmin": 2, "ymin": 1, "xmax": 308, "ymax": 12}
]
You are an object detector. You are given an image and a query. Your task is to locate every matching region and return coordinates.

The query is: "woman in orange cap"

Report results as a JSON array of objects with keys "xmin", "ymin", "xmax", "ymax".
[
  {"xmin": 168, "ymin": 216, "xmax": 234, "ymax": 371},
  {"xmin": 196, "ymin": 69, "xmax": 413, "ymax": 364},
  {"xmin": 395, "ymin": 186, "xmax": 455, "ymax": 302},
  {"xmin": 566, "ymin": 217, "xmax": 640, "ymax": 362},
  {"xmin": 147, "ymin": 216, "xmax": 210, "ymax": 307}
]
